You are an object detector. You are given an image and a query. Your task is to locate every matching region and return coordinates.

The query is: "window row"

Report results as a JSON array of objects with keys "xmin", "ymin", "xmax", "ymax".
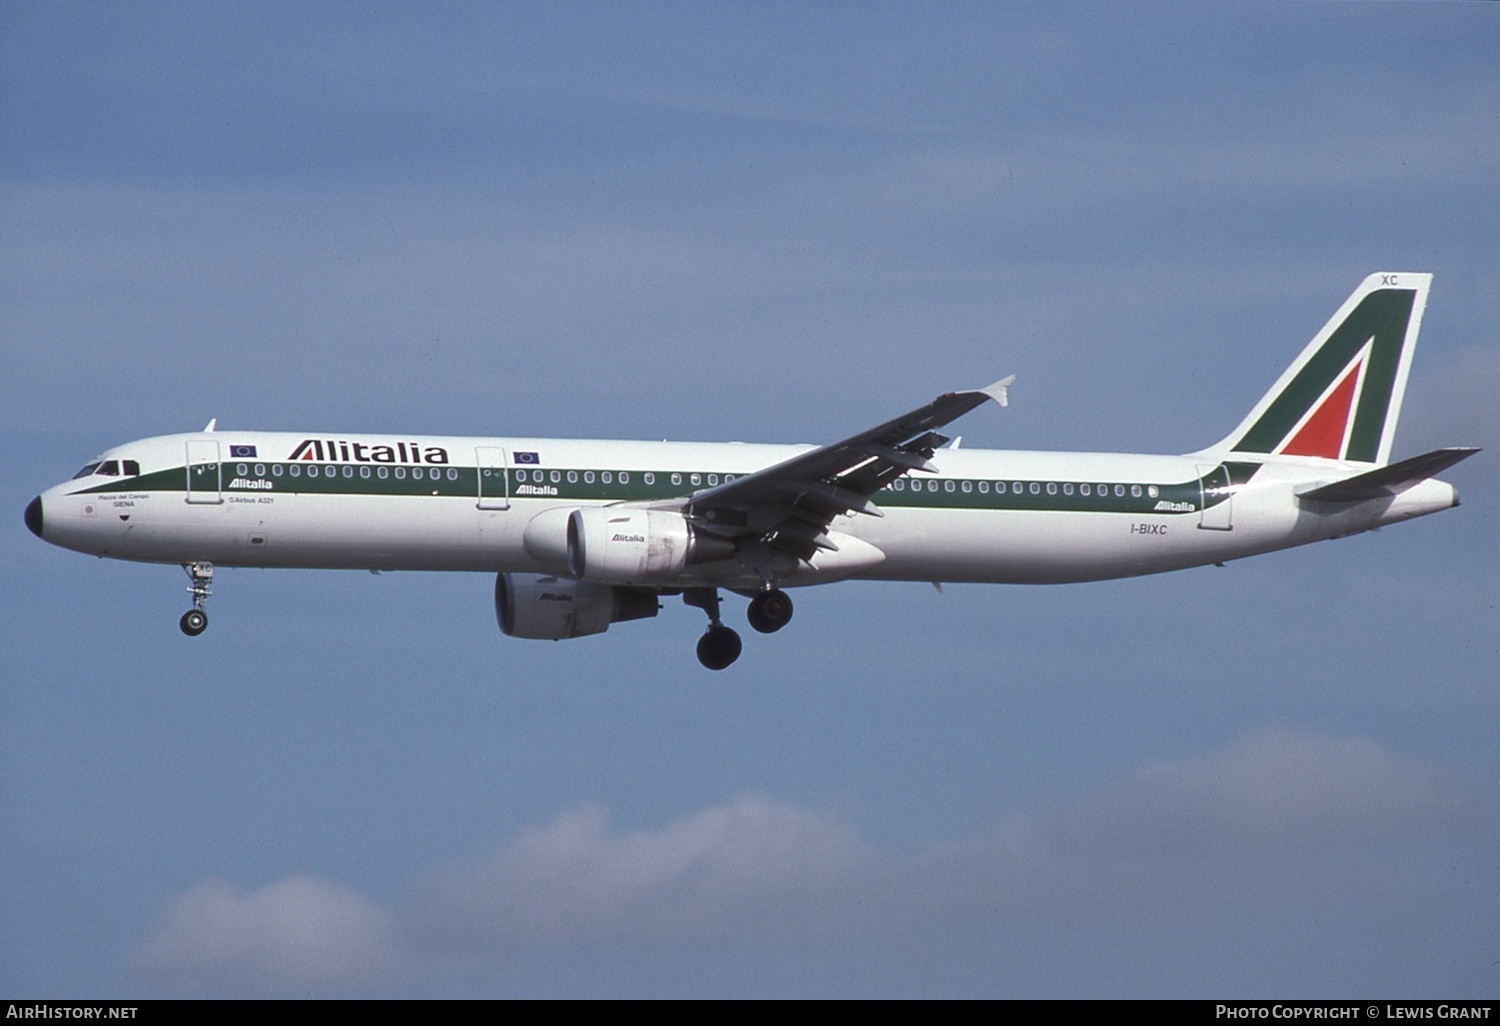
[
  {"xmin": 510, "ymin": 469, "xmax": 739, "ymax": 488},
  {"xmin": 222, "ymin": 462, "xmax": 1161, "ymax": 501},
  {"xmin": 237, "ymin": 462, "xmax": 459, "ymax": 482},
  {"xmin": 888, "ymin": 477, "xmax": 1160, "ymax": 499}
]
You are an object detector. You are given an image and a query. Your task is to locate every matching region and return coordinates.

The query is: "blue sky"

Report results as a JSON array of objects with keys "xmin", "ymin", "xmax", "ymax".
[{"xmin": 3, "ymin": 2, "xmax": 1498, "ymax": 998}]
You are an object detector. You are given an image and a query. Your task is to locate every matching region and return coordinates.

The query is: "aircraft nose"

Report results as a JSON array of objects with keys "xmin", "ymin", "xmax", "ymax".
[{"xmin": 24, "ymin": 495, "xmax": 43, "ymax": 538}]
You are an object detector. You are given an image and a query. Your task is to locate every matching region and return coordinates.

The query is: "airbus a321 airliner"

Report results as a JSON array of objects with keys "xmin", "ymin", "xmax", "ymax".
[{"xmin": 26, "ymin": 272, "xmax": 1476, "ymax": 668}]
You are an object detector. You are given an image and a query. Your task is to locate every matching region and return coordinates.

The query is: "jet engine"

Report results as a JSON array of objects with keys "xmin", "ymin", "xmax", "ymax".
[
  {"xmin": 566, "ymin": 507, "xmax": 734, "ymax": 584},
  {"xmin": 496, "ymin": 573, "xmax": 659, "ymax": 640}
]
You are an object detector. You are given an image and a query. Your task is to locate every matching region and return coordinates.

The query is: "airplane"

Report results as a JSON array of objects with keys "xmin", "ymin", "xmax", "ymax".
[{"xmin": 25, "ymin": 272, "xmax": 1477, "ymax": 669}]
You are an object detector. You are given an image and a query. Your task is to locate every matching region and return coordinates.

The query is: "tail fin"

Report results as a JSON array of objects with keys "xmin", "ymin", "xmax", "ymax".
[{"xmin": 1204, "ymin": 272, "xmax": 1431, "ymax": 467}]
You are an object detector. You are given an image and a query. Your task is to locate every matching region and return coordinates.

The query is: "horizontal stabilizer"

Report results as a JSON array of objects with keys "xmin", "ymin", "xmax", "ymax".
[{"xmin": 1298, "ymin": 447, "xmax": 1479, "ymax": 503}]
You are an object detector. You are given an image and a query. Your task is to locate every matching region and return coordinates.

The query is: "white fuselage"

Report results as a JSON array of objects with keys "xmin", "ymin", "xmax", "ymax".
[{"xmin": 34, "ymin": 430, "xmax": 1459, "ymax": 589}]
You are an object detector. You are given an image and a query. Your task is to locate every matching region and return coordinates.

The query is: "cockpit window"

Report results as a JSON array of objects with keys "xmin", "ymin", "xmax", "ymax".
[
  {"xmin": 122, "ymin": 460, "xmax": 140, "ymax": 476},
  {"xmin": 72, "ymin": 462, "xmax": 102, "ymax": 479},
  {"xmin": 96, "ymin": 460, "xmax": 120, "ymax": 476}
]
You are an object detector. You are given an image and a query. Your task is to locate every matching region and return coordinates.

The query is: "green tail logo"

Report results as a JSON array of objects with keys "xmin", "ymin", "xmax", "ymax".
[{"xmin": 1212, "ymin": 273, "xmax": 1430, "ymax": 466}]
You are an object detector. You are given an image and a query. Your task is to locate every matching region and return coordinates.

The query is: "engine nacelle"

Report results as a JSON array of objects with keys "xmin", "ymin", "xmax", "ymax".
[
  {"xmin": 496, "ymin": 573, "xmax": 659, "ymax": 640},
  {"xmin": 567, "ymin": 507, "xmax": 734, "ymax": 584}
]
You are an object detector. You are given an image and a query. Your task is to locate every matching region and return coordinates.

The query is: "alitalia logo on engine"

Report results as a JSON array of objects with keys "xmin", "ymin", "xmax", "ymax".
[
  {"xmin": 288, "ymin": 439, "xmax": 450, "ymax": 464},
  {"xmin": 612, "ymin": 533, "xmax": 647, "ymax": 543}
]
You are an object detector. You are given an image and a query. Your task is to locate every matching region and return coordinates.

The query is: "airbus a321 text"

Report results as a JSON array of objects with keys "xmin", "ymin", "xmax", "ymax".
[{"xmin": 26, "ymin": 273, "xmax": 1476, "ymax": 669}]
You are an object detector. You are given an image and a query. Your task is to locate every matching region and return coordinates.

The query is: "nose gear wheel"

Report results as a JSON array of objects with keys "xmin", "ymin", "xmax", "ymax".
[{"xmin": 179, "ymin": 562, "xmax": 214, "ymax": 636}]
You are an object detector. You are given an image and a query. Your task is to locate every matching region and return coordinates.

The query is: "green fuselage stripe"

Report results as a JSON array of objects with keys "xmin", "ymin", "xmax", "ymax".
[{"xmin": 73, "ymin": 461, "xmax": 1253, "ymax": 516}]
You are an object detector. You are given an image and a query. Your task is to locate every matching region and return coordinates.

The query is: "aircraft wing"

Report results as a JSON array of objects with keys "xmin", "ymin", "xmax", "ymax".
[{"xmin": 655, "ymin": 376, "xmax": 1014, "ymax": 562}]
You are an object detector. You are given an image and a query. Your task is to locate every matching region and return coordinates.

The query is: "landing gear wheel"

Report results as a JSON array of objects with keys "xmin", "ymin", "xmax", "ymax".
[
  {"xmin": 179, "ymin": 609, "xmax": 208, "ymax": 636},
  {"xmin": 747, "ymin": 588, "xmax": 794, "ymax": 634},
  {"xmin": 696, "ymin": 624, "xmax": 742, "ymax": 670}
]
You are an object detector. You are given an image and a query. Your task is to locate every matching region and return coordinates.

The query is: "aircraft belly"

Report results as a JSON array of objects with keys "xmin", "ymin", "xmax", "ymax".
[{"xmin": 851, "ymin": 503, "xmax": 1307, "ymax": 584}]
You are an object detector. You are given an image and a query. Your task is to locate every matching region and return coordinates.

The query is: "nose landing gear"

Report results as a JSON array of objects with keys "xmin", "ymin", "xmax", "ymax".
[{"xmin": 179, "ymin": 562, "xmax": 214, "ymax": 636}]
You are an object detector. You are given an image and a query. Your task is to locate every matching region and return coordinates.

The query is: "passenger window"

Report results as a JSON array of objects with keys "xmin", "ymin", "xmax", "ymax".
[
  {"xmin": 343, "ymin": 466, "xmax": 354, "ymax": 478},
  {"xmin": 1081, "ymin": 483, "xmax": 1091, "ymax": 496},
  {"xmin": 361, "ymin": 466, "xmax": 371, "ymax": 479},
  {"xmin": 1114, "ymin": 484, "xmax": 1125, "ymax": 497},
  {"xmin": 273, "ymin": 464, "xmax": 283, "ymax": 477},
  {"xmin": 978, "ymin": 481, "xmax": 989, "ymax": 493},
  {"xmin": 892, "ymin": 479, "xmax": 904, "ymax": 491},
  {"xmin": 377, "ymin": 467, "xmax": 388, "ymax": 479},
  {"xmin": 568, "ymin": 471, "xmax": 578, "ymax": 483},
  {"xmin": 235, "ymin": 463, "xmax": 248, "ymax": 476},
  {"xmin": 620, "ymin": 472, "xmax": 630, "ymax": 484},
  {"xmin": 690, "ymin": 473, "xmax": 701, "ymax": 486},
  {"xmin": 671, "ymin": 473, "xmax": 682, "ymax": 486},
  {"xmin": 1063, "ymin": 483, "xmax": 1074, "ymax": 495},
  {"xmin": 585, "ymin": 471, "xmax": 595, "ymax": 483},
  {"xmin": 643, "ymin": 472, "xmax": 653, "ymax": 485},
  {"xmin": 1046, "ymin": 482, "xmax": 1057, "ymax": 495},
  {"xmin": 1029, "ymin": 482, "xmax": 1040, "ymax": 495},
  {"xmin": 448, "ymin": 468, "xmax": 458, "ymax": 481},
  {"xmin": 944, "ymin": 480, "xmax": 955, "ymax": 493},
  {"xmin": 1131, "ymin": 485, "xmax": 1142, "ymax": 497},
  {"xmin": 255, "ymin": 464, "xmax": 266, "ymax": 476},
  {"xmin": 708, "ymin": 474, "xmax": 718, "ymax": 485},
  {"xmin": 602, "ymin": 472, "xmax": 613, "ymax": 484},
  {"xmin": 290, "ymin": 464, "xmax": 301, "ymax": 477},
  {"xmin": 395, "ymin": 467, "xmax": 406, "ymax": 479}
]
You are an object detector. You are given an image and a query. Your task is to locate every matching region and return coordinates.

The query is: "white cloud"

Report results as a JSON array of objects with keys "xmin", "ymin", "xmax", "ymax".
[
  {"xmin": 919, "ymin": 729, "xmax": 1471, "ymax": 926},
  {"xmin": 129, "ymin": 874, "xmax": 404, "ymax": 996},
  {"xmin": 129, "ymin": 731, "xmax": 1481, "ymax": 994},
  {"xmin": 411, "ymin": 792, "xmax": 884, "ymax": 949}
]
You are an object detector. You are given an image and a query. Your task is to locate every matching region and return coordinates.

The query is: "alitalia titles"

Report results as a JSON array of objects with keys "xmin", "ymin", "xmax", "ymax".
[
  {"xmin": 1155, "ymin": 499, "xmax": 1196, "ymax": 512},
  {"xmin": 288, "ymin": 439, "xmax": 450, "ymax": 464}
]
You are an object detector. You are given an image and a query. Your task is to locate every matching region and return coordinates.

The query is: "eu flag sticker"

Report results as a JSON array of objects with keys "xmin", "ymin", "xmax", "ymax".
[
  {"xmin": 513, "ymin": 451, "xmax": 540, "ymax": 465},
  {"xmin": 230, "ymin": 445, "xmax": 258, "ymax": 458}
]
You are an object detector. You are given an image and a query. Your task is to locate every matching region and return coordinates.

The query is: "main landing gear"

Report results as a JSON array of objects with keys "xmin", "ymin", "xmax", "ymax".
[
  {"xmin": 686, "ymin": 588, "xmax": 741, "ymax": 670},
  {"xmin": 179, "ymin": 561, "xmax": 214, "ymax": 636},
  {"xmin": 685, "ymin": 586, "xmax": 795, "ymax": 669},
  {"xmin": 746, "ymin": 588, "xmax": 793, "ymax": 634}
]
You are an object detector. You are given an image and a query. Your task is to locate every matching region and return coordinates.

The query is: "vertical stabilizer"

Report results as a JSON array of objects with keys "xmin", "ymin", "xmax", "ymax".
[{"xmin": 1204, "ymin": 273, "xmax": 1430, "ymax": 466}]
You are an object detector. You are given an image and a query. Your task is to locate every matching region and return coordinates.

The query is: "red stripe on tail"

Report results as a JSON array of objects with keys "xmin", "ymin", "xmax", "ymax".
[{"xmin": 1281, "ymin": 361, "xmax": 1361, "ymax": 458}]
